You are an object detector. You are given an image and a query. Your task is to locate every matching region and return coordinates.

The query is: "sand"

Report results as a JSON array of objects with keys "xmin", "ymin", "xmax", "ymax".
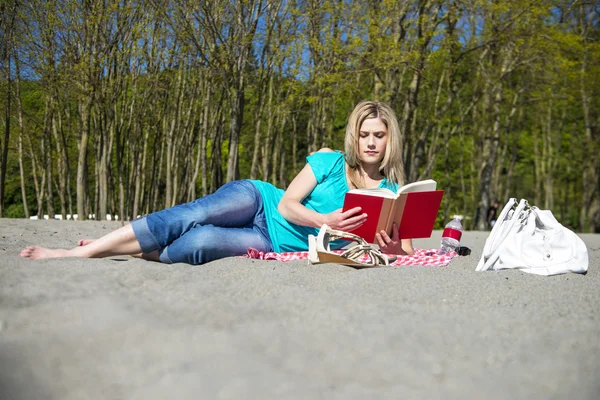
[{"xmin": 0, "ymin": 218, "xmax": 598, "ymax": 399}]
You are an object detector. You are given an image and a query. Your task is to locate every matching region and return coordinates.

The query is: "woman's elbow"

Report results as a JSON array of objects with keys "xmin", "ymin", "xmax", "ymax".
[{"xmin": 277, "ymin": 200, "xmax": 289, "ymax": 219}]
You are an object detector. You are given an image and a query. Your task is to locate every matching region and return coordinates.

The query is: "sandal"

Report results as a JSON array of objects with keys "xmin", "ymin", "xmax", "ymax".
[{"xmin": 308, "ymin": 224, "xmax": 396, "ymax": 268}]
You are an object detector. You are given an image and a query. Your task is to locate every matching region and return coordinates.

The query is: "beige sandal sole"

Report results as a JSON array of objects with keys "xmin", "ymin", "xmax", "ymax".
[{"xmin": 315, "ymin": 251, "xmax": 383, "ymax": 269}]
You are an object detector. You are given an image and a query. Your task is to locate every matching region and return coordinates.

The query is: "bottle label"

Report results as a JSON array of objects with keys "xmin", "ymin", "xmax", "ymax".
[{"xmin": 443, "ymin": 228, "xmax": 462, "ymax": 241}]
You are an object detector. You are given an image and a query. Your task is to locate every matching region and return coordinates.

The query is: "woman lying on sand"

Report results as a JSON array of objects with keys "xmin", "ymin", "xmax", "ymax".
[{"xmin": 20, "ymin": 101, "xmax": 413, "ymax": 265}]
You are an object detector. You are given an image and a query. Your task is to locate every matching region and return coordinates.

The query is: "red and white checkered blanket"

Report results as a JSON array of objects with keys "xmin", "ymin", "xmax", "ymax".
[{"xmin": 243, "ymin": 248, "xmax": 456, "ymax": 267}]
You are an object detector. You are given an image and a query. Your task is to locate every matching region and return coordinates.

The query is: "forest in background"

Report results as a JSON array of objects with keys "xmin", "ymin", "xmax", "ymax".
[{"xmin": 0, "ymin": 0, "xmax": 598, "ymax": 231}]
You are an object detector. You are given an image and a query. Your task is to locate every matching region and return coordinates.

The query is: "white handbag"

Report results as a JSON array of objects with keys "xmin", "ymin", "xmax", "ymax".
[{"xmin": 476, "ymin": 198, "xmax": 589, "ymax": 276}]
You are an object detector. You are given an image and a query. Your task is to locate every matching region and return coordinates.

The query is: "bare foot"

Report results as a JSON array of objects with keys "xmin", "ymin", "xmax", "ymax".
[
  {"xmin": 19, "ymin": 246, "xmax": 73, "ymax": 260},
  {"xmin": 78, "ymin": 239, "xmax": 95, "ymax": 246}
]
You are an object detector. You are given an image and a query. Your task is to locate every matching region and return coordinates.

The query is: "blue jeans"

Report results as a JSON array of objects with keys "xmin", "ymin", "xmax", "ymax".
[{"xmin": 131, "ymin": 180, "xmax": 273, "ymax": 265}]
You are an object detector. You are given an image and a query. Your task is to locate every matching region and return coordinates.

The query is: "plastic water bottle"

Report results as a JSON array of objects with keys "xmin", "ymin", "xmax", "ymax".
[{"xmin": 439, "ymin": 217, "xmax": 463, "ymax": 255}]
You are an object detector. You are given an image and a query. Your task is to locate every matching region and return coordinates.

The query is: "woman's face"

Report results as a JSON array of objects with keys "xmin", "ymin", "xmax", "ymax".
[{"xmin": 358, "ymin": 117, "xmax": 388, "ymax": 166}]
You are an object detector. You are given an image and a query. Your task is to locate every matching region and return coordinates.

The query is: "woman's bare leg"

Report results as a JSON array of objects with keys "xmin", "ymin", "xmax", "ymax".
[
  {"xmin": 19, "ymin": 224, "xmax": 143, "ymax": 260},
  {"xmin": 79, "ymin": 238, "xmax": 160, "ymax": 261}
]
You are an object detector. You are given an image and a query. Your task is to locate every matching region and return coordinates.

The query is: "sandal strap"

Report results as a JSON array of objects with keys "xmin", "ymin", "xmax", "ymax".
[
  {"xmin": 340, "ymin": 244, "xmax": 391, "ymax": 266},
  {"xmin": 322, "ymin": 228, "xmax": 368, "ymax": 246}
]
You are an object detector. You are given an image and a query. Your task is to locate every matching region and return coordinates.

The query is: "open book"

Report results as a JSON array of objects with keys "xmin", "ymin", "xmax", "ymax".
[{"xmin": 342, "ymin": 179, "xmax": 444, "ymax": 242}]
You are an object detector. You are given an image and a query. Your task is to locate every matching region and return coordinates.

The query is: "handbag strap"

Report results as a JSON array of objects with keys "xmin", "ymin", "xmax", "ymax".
[
  {"xmin": 481, "ymin": 198, "xmax": 517, "ymax": 257},
  {"xmin": 477, "ymin": 199, "xmax": 530, "ymax": 271}
]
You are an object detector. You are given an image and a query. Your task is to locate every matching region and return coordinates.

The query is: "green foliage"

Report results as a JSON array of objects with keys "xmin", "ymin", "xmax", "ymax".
[{"xmin": 5, "ymin": 203, "xmax": 25, "ymax": 218}]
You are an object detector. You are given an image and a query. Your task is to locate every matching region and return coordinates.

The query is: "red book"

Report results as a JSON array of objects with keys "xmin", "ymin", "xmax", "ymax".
[{"xmin": 342, "ymin": 179, "xmax": 444, "ymax": 242}]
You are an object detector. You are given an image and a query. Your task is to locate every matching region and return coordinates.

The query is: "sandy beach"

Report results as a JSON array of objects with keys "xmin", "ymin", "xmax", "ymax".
[{"xmin": 0, "ymin": 218, "xmax": 598, "ymax": 399}]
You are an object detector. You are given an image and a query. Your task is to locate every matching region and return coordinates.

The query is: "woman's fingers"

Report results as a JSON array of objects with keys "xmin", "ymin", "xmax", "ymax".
[
  {"xmin": 375, "ymin": 232, "xmax": 387, "ymax": 249},
  {"xmin": 342, "ymin": 206, "xmax": 362, "ymax": 218},
  {"xmin": 379, "ymin": 230, "xmax": 391, "ymax": 242},
  {"xmin": 339, "ymin": 213, "xmax": 367, "ymax": 231},
  {"xmin": 325, "ymin": 208, "xmax": 368, "ymax": 231},
  {"xmin": 342, "ymin": 221, "xmax": 363, "ymax": 232}
]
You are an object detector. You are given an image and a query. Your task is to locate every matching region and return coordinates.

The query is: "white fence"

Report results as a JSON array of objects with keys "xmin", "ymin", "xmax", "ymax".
[{"xmin": 29, "ymin": 214, "xmax": 120, "ymax": 221}]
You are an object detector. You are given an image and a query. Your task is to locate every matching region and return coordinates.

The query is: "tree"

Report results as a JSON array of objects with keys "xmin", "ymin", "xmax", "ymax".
[{"xmin": 0, "ymin": 0, "xmax": 17, "ymax": 217}]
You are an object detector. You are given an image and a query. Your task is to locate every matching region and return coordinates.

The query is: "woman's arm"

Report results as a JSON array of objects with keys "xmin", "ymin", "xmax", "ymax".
[
  {"xmin": 278, "ymin": 163, "xmax": 367, "ymax": 231},
  {"xmin": 277, "ymin": 164, "xmax": 323, "ymax": 228}
]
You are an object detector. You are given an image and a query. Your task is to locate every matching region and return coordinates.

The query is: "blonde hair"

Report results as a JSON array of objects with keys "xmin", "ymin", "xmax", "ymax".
[{"xmin": 344, "ymin": 101, "xmax": 405, "ymax": 189}]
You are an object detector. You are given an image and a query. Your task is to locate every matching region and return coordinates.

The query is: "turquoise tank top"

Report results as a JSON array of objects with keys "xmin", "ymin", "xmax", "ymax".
[{"xmin": 251, "ymin": 151, "xmax": 398, "ymax": 252}]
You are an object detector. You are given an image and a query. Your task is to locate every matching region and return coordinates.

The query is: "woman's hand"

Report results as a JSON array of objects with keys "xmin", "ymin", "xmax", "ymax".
[
  {"xmin": 324, "ymin": 207, "xmax": 367, "ymax": 232},
  {"xmin": 375, "ymin": 223, "xmax": 414, "ymax": 255}
]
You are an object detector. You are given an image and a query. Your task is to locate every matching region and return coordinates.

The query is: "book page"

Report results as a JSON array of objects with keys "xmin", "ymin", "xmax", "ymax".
[
  {"xmin": 346, "ymin": 187, "xmax": 396, "ymax": 198},
  {"xmin": 397, "ymin": 179, "xmax": 437, "ymax": 195}
]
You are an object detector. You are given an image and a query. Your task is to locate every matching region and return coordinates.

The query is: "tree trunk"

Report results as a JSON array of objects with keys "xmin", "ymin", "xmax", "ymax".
[
  {"xmin": 0, "ymin": 33, "xmax": 10, "ymax": 217},
  {"xmin": 97, "ymin": 113, "xmax": 110, "ymax": 221},
  {"xmin": 152, "ymin": 127, "xmax": 166, "ymax": 212},
  {"xmin": 401, "ymin": 1, "xmax": 442, "ymax": 182},
  {"xmin": 14, "ymin": 52, "xmax": 29, "ymax": 218},
  {"xmin": 271, "ymin": 113, "xmax": 287, "ymax": 186},
  {"xmin": 291, "ymin": 112, "xmax": 298, "ymax": 175},
  {"xmin": 262, "ymin": 76, "xmax": 275, "ymax": 182},
  {"xmin": 476, "ymin": 41, "xmax": 512, "ymax": 230},
  {"xmin": 402, "ymin": 66, "xmax": 423, "ymax": 182},
  {"xmin": 42, "ymin": 97, "xmax": 55, "ymax": 219},
  {"xmin": 580, "ymin": 40, "xmax": 598, "ymax": 232},
  {"xmin": 25, "ymin": 129, "xmax": 43, "ymax": 218},
  {"xmin": 77, "ymin": 100, "xmax": 92, "ymax": 220},
  {"xmin": 199, "ymin": 88, "xmax": 213, "ymax": 197},
  {"xmin": 133, "ymin": 126, "xmax": 149, "ymax": 219},
  {"xmin": 250, "ymin": 75, "xmax": 267, "ymax": 180},
  {"xmin": 51, "ymin": 108, "xmax": 67, "ymax": 219},
  {"xmin": 211, "ymin": 114, "xmax": 224, "ymax": 193},
  {"xmin": 164, "ymin": 106, "xmax": 176, "ymax": 208},
  {"xmin": 226, "ymin": 84, "xmax": 244, "ymax": 183}
]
